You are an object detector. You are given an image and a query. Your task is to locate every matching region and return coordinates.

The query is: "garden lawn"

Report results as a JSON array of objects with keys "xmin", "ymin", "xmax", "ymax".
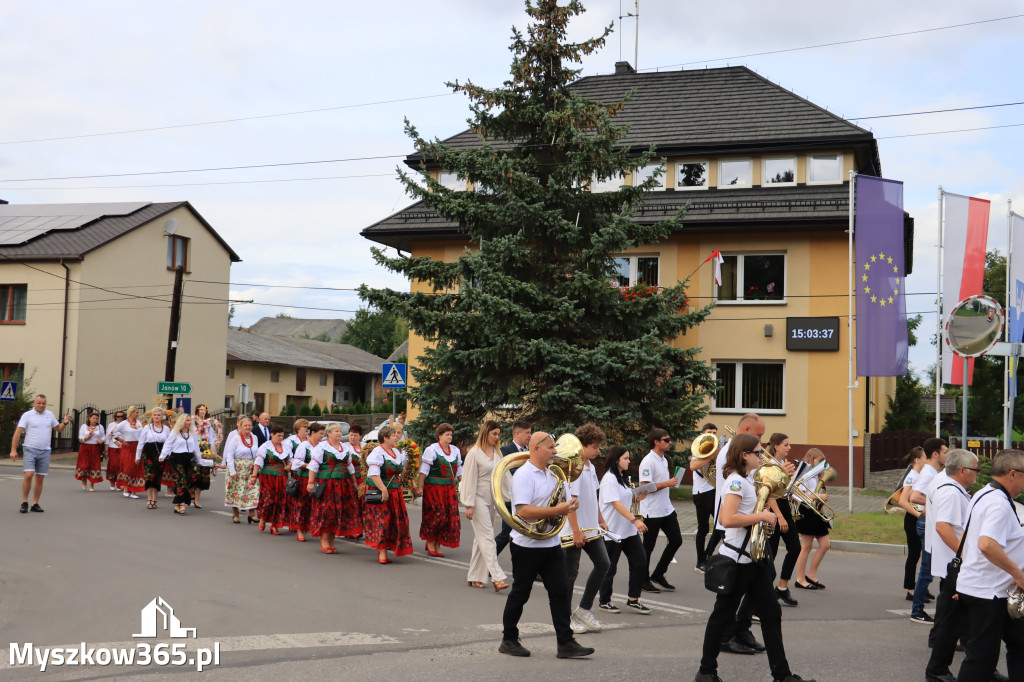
[{"xmin": 830, "ymin": 511, "xmax": 907, "ymax": 545}]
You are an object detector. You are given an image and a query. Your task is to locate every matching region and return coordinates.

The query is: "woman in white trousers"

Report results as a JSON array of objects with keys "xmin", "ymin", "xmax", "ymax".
[{"xmin": 459, "ymin": 419, "xmax": 509, "ymax": 592}]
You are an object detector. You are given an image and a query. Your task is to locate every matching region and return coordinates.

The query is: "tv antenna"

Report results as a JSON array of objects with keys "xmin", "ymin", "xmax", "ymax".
[{"xmin": 618, "ymin": 0, "xmax": 639, "ymax": 71}]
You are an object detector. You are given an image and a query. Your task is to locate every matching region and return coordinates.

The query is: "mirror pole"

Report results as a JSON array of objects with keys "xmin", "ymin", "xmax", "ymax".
[{"xmin": 962, "ymin": 359, "xmax": 969, "ymax": 447}]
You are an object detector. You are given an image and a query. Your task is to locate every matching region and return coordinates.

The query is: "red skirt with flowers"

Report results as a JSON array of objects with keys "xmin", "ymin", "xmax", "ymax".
[
  {"xmin": 105, "ymin": 446, "xmax": 122, "ymax": 484},
  {"xmin": 311, "ymin": 477, "xmax": 363, "ymax": 538},
  {"xmin": 117, "ymin": 442, "xmax": 145, "ymax": 493},
  {"xmin": 75, "ymin": 443, "xmax": 103, "ymax": 483},
  {"xmin": 162, "ymin": 459, "xmax": 175, "ymax": 488},
  {"xmin": 363, "ymin": 488, "xmax": 413, "ymax": 556},
  {"xmin": 256, "ymin": 473, "xmax": 289, "ymax": 527},
  {"xmin": 419, "ymin": 483, "xmax": 461, "ymax": 548},
  {"xmin": 286, "ymin": 474, "xmax": 312, "ymax": 532}
]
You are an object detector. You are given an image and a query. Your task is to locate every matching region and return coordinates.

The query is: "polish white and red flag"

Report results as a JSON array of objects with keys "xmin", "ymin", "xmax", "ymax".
[
  {"xmin": 942, "ymin": 193, "xmax": 991, "ymax": 385},
  {"xmin": 704, "ymin": 249, "xmax": 725, "ymax": 286}
]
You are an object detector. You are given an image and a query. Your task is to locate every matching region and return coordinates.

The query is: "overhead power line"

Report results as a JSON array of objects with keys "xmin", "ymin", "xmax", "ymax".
[{"xmin": 850, "ymin": 101, "xmax": 1024, "ymax": 121}]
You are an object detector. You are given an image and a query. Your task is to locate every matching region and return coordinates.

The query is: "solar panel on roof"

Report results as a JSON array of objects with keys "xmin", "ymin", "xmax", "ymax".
[{"xmin": 0, "ymin": 201, "xmax": 150, "ymax": 246}]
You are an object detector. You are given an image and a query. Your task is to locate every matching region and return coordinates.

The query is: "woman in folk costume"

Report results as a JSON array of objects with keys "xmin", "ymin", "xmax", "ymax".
[
  {"xmin": 284, "ymin": 418, "xmax": 309, "ymax": 462},
  {"xmin": 160, "ymin": 408, "xmax": 179, "ymax": 497},
  {"xmin": 159, "ymin": 413, "xmax": 213, "ymax": 515},
  {"xmin": 191, "ymin": 404, "xmax": 222, "ymax": 509},
  {"xmin": 104, "ymin": 411, "xmax": 125, "ymax": 491},
  {"xmin": 224, "ymin": 416, "xmax": 260, "ymax": 524},
  {"xmin": 288, "ymin": 422, "xmax": 324, "ymax": 542},
  {"xmin": 136, "ymin": 407, "xmax": 171, "ymax": 510},
  {"xmin": 343, "ymin": 423, "xmax": 366, "ymax": 535},
  {"xmin": 75, "ymin": 412, "xmax": 105, "ymax": 491},
  {"xmin": 363, "ymin": 424, "xmax": 413, "ymax": 563},
  {"xmin": 307, "ymin": 423, "xmax": 363, "ymax": 554},
  {"xmin": 415, "ymin": 422, "xmax": 462, "ymax": 557},
  {"xmin": 114, "ymin": 406, "xmax": 145, "ymax": 498},
  {"xmin": 251, "ymin": 424, "xmax": 291, "ymax": 534}
]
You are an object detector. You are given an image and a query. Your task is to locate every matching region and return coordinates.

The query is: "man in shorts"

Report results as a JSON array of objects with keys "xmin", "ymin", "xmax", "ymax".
[{"xmin": 9, "ymin": 394, "xmax": 70, "ymax": 513}]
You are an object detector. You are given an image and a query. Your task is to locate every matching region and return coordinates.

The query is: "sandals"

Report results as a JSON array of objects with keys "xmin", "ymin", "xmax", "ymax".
[
  {"xmin": 146, "ymin": 501, "xmax": 157, "ymax": 510},
  {"xmin": 493, "ymin": 581, "xmax": 510, "ymax": 592},
  {"xmin": 467, "ymin": 581, "xmax": 486, "ymax": 589}
]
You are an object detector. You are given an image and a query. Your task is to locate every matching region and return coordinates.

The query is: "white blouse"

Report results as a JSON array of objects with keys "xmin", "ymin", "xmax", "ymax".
[
  {"xmin": 365, "ymin": 445, "xmax": 406, "ymax": 479},
  {"xmin": 105, "ymin": 420, "xmax": 123, "ymax": 447},
  {"xmin": 419, "ymin": 442, "xmax": 463, "ymax": 478},
  {"xmin": 78, "ymin": 424, "xmax": 105, "ymax": 445},
  {"xmin": 223, "ymin": 431, "xmax": 260, "ymax": 476},
  {"xmin": 115, "ymin": 419, "xmax": 144, "ymax": 444},
  {"xmin": 159, "ymin": 432, "xmax": 211, "ymax": 465},
  {"xmin": 308, "ymin": 441, "xmax": 356, "ymax": 475},
  {"xmin": 341, "ymin": 441, "xmax": 364, "ymax": 464},
  {"xmin": 291, "ymin": 440, "xmax": 314, "ymax": 471},
  {"xmin": 135, "ymin": 424, "xmax": 171, "ymax": 462},
  {"xmin": 254, "ymin": 440, "xmax": 291, "ymax": 468}
]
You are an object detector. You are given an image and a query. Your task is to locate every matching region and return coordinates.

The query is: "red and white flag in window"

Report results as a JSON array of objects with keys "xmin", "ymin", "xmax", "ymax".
[{"xmin": 704, "ymin": 249, "xmax": 725, "ymax": 285}]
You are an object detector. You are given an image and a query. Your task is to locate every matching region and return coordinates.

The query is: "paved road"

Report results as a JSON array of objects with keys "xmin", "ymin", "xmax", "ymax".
[{"xmin": 0, "ymin": 464, "xmax": 1005, "ymax": 680}]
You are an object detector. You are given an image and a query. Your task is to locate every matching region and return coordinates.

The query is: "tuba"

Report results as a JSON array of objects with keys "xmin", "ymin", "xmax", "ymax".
[
  {"xmin": 749, "ymin": 462, "xmax": 791, "ymax": 562},
  {"xmin": 491, "ymin": 433, "xmax": 584, "ymax": 541},
  {"xmin": 691, "ymin": 432, "xmax": 720, "ymax": 488},
  {"xmin": 789, "ymin": 461, "xmax": 837, "ymax": 522}
]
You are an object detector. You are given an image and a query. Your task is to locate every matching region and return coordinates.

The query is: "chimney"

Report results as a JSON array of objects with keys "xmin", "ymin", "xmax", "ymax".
[{"xmin": 614, "ymin": 61, "xmax": 636, "ymax": 75}]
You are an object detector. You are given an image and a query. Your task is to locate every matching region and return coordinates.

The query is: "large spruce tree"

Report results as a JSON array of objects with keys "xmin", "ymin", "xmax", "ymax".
[{"xmin": 360, "ymin": 0, "xmax": 716, "ymax": 445}]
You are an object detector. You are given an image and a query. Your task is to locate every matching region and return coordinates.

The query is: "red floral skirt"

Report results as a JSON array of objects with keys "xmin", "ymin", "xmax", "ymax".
[
  {"xmin": 105, "ymin": 446, "xmax": 121, "ymax": 484},
  {"xmin": 311, "ymin": 477, "xmax": 363, "ymax": 538},
  {"xmin": 256, "ymin": 473, "xmax": 289, "ymax": 527},
  {"xmin": 117, "ymin": 442, "xmax": 145, "ymax": 493},
  {"xmin": 75, "ymin": 443, "xmax": 103, "ymax": 483},
  {"xmin": 161, "ymin": 459, "xmax": 175, "ymax": 488},
  {"xmin": 363, "ymin": 488, "xmax": 413, "ymax": 556},
  {"xmin": 419, "ymin": 483, "xmax": 461, "ymax": 548},
  {"xmin": 286, "ymin": 474, "xmax": 312, "ymax": 532}
]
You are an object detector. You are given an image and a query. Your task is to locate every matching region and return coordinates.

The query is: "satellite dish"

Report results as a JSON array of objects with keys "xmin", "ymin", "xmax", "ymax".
[
  {"xmin": 163, "ymin": 218, "xmax": 178, "ymax": 235},
  {"xmin": 944, "ymin": 294, "xmax": 1003, "ymax": 358}
]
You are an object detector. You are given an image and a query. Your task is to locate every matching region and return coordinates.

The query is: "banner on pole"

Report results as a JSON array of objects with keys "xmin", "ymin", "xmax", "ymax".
[
  {"xmin": 855, "ymin": 175, "xmax": 909, "ymax": 377},
  {"xmin": 941, "ymin": 192, "xmax": 991, "ymax": 385},
  {"xmin": 1009, "ymin": 212, "xmax": 1024, "ymax": 398}
]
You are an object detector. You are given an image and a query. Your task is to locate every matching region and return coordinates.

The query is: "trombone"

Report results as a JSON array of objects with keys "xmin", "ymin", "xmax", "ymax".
[
  {"xmin": 559, "ymin": 528, "xmax": 607, "ymax": 548},
  {"xmin": 789, "ymin": 461, "xmax": 836, "ymax": 522}
]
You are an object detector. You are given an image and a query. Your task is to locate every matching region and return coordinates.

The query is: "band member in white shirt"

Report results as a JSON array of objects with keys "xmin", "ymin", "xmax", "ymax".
[
  {"xmin": 564, "ymin": 424, "xmax": 610, "ymax": 634},
  {"xmin": 499, "ymin": 431, "xmax": 593, "ymax": 660},
  {"xmin": 909, "ymin": 437, "xmax": 949, "ymax": 623},
  {"xmin": 689, "ymin": 423, "xmax": 718, "ymax": 574},
  {"xmin": 638, "ymin": 428, "xmax": 681, "ymax": 593},
  {"xmin": 896, "ymin": 446, "xmax": 927, "ymax": 600},
  {"xmin": 598, "ymin": 446, "xmax": 650, "ymax": 614},
  {"xmin": 953, "ymin": 449, "xmax": 1024, "ymax": 681}
]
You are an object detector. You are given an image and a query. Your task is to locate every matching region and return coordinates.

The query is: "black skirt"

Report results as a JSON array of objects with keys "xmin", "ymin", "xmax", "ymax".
[{"xmin": 795, "ymin": 504, "xmax": 830, "ymax": 537}]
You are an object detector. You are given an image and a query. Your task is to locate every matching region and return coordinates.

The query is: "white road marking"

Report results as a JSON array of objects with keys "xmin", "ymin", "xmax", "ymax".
[{"xmin": 886, "ymin": 609, "xmax": 935, "ymax": 616}]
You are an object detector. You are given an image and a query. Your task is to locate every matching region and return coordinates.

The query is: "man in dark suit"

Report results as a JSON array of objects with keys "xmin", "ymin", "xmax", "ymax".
[
  {"xmin": 254, "ymin": 412, "xmax": 272, "ymax": 446},
  {"xmin": 495, "ymin": 420, "xmax": 532, "ymax": 555}
]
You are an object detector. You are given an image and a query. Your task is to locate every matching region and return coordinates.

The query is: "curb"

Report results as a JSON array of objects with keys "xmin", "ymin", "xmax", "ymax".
[{"xmin": 678, "ymin": 532, "xmax": 907, "ymax": 557}]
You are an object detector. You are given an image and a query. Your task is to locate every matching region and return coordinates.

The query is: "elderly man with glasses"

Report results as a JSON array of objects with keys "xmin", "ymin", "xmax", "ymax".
[{"xmin": 638, "ymin": 427, "xmax": 683, "ymax": 593}]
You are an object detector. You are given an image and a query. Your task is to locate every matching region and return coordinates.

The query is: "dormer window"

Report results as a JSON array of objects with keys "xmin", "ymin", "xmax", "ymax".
[
  {"xmin": 632, "ymin": 163, "xmax": 665, "ymax": 190},
  {"xmin": 762, "ymin": 157, "xmax": 796, "ymax": 187},
  {"xmin": 676, "ymin": 161, "xmax": 708, "ymax": 190},
  {"xmin": 807, "ymin": 154, "xmax": 843, "ymax": 184},
  {"xmin": 719, "ymin": 159, "xmax": 753, "ymax": 188}
]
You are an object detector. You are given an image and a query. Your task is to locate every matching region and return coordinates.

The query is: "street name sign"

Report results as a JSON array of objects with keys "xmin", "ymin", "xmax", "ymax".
[{"xmin": 158, "ymin": 382, "xmax": 192, "ymax": 394}]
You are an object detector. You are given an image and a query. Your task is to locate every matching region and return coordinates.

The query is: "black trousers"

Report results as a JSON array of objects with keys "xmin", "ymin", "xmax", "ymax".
[
  {"xmin": 926, "ymin": 578, "xmax": 967, "ymax": 677},
  {"xmin": 956, "ymin": 593, "xmax": 1023, "ymax": 682},
  {"xmin": 642, "ymin": 511, "xmax": 683, "ymax": 580},
  {"xmin": 565, "ymin": 537, "xmax": 610, "ymax": 611},
  {"xmin": 502, "ymin": 543, "xmax": 573, "ymax": 645},
  {"xmin": 600, "ymin": 535, "xmax": 647, "ymax": 602},
  {"xmin": 699, "ymin": 561, "xmax": 791, "ymax": 680},
  {"xmin": 769, "ymin": 503, "xmax": 801, "ymax": 582},
  {"xmin": 903, "ymin": 511, "xmax": 922, "ymax": 590},
  {"xmin": 495, "ymin": 502, "xmax": 513, "ymax": 555},
  {"xmin": 693, "ymin": 490, "xmax": 715, "ymax": 565},
  {"xmin": 705, "ymin": 528, "xmax": 724, "ymax": 558}
]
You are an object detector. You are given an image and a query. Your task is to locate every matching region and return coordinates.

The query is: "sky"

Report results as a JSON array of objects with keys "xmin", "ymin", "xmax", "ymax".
[{"xmin": 1, "ymin": 1, "xmax": 1021, "ymax": 379}]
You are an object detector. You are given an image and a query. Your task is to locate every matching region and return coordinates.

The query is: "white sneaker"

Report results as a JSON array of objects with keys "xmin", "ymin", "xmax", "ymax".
[
  {"xmin": 573, "ymin": 607, "xmax": 602, "ymax": 632},
  {"xmin": 129, "ymin": 494, "xmax": 139, "ymax": 499},
  {"xmin": 569, "ymin": 614, "xmax": 587, "ymax": 635},
  {"xmin": 109, "ymin": 485, "xmax": 118, "ymax": 491},
  {"xmin": 123, "ymin": 492, "xmax": 130, "ymax": 498}
]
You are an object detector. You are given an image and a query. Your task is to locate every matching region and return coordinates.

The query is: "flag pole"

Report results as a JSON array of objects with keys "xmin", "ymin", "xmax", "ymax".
[
  {"xmin": 1007, "ymin": 199, "xmax": 1014, "ymax": 448},
  {"xmin": 848, "ymin": 170, "xmax": 856, "ymax": 514},
  {"xmin": 935, "ymin": 187, "xmax": 944, "ymax": 437}
]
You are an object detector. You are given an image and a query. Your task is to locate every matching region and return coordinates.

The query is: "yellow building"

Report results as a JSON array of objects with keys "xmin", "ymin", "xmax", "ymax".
[
  {"xmin": 361, "ymin": 64, "xmax": 914, "ymax": 486},
  {"xmin": 0, "ymin": 201, "xmax": 239, "ymax": 415}
]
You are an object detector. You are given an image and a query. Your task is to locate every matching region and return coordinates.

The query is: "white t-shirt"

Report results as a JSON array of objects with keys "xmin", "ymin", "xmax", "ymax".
[
  {"xmin": 714, "ymin": 439, "xmax": 733, "ymax": 531},
  {"xmin": 719, "ymin": 472, "xmax": 757, "ymax": 565},
  {"xmin": 17, "ymin": 409, "xmax": 58, "ymax": 449},
  {"xmin": 569, "ymin": 460, "xmax": 601, "ymax": 532},
  {"xmin": 599, "ymin": 470, "xmax": 637, "ymax": 540},
  {"xmin": 902, "ymin": 468, "xmax": 920, "ymax": 491},
  {"xmin": 956, "ymin": 485, "xmax": 1024, "ymax": 599},
  {"xmin": 638, "ymin": 450, "xmax": 673, "ymax": 518},
  {"xmin": 913, "ymin": 463, "xmax": 941, "ymax": 513},
  {"xmin": 510, "ymin": 460, "xmax": 565, "ymax": 549},
  {"xmin": 926, "ymin": 473, "xmax": 970, "ymax": 578},
  {"xmin": 692, "ymin": 463, "xmax": 714, "ymax": 495}
]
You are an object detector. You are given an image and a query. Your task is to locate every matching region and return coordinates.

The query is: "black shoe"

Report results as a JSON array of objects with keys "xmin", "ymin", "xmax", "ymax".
[
  {"xmin": 910, "ymin": 611, "xmax": 934, "ymax": 624},
  {"xmin": 991, "ymin": 672, "xmax": 1009, "ymax": 682},
  {"xmin": 905, "ymin": 593, "xmax": 914, "ymax": 601},
  {"xmin": 248, "ymin": 515, "xmax": 255, "ymax": 524},
  {"xmin": 556, "ymin": 639, "xmax": 594, "ymax": 659},
  {"xmin": 720, "ymin": 638, "xmax": 756, "ymax": 655},
  {"xmin": 794, "ymin": 581, "xmax": 817, "ymax": 590},
  {"xmin": 925, "ymin": 674, "xmax": 955, "ymax": 682},
  {"xmin": 735, "ymin": 630, "xmax": 765, "ymax": 652},
  {"xmin": 625, "ymin": 599, "xmax": 651, "ymax": 614},
  {"xmin": 641, "ymin": 580, "xmax": 661, "ymax": 593},
  {"xmin": 776, "ymin": 676, "xmax": 816, "ymax": 682},
  {"xmin": 925, "ymin": 593, "xmax": 935, "ymax": 603},
  {"xmin": 776, "ymin": 587, "xmax": 798, "ymax": 607},
  {"xmin": 498, "ymin": 638, "xmax": 530, "ymax": 657},
  {"xmin": 651, "ymin": 576, "xmax": 676, "ymax": 591},
  {"xmin": 19, "ymin": 502, "xmax": 28, "ymax": 513},
  {"xmin": 694, "ymin": 562, "xmax": 707, "ymax": 574},
  {"xmin": 926, "ymin": 590, "xmax": 936, "ymax": 600},
  {"xmin": 30, "ymin": 503, "xmax": 43, "ymax": 512},
  {"xmin": 695, "ymin": 673, "xmax": 724, "ymax": 682}
]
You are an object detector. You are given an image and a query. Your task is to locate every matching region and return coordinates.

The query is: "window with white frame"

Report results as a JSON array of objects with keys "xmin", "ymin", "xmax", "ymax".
[
  {"xmin": 591, "ymin": 172, "xmax": 626, "ymax": 193},
  {"xmin": 762, "ymin": 157, "xmax": 796, "ymax": 186},
  {"xmin": 612, "ymin": 256, "xmax": 659, "ymax": 287},
  {"xmin": 632, "ymin": 163, "xmax": 665, "ymax": 190},
  {"xmin": 437, "ymin": 171, "xmax": 465, "ymax": 191},
  {"xmin": 807, "ymin": 153, "xmax": 843, "ymax": 184},
  {"xmin": 676, "ymin": 161, "xmax": 708, "ymax": 190},
  {"xmin": 715, "ymin": 253, "xmax": 786, "ymax": 303},
  {"xmin": 718, "ymin": 159, "xmax": 752, "ymax": 187},
  {"xmin": 713, "ymin": 361, "xmax": 785, "ymax": 413}
]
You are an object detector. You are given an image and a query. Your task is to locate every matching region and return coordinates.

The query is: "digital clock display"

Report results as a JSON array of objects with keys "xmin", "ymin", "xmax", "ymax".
[{"xmin": 786, "ymin": 317, "xmax": 840, "ymax": 351}]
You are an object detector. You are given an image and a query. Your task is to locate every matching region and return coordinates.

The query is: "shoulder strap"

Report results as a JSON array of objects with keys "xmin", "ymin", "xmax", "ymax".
[{"xmin": 955, "ymin": 489, "xmax": 995, "ymax": 559}]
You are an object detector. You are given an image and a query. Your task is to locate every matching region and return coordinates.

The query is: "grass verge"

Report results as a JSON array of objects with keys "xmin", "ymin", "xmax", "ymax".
[{"xmin": 830, "ymin": 510, "xmax": 906, "ymax": 545}]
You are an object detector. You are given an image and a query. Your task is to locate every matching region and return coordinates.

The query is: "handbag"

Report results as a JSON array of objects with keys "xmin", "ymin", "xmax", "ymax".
[
  {"xmin": 311, "ymin": 452, "xmax": 338, "ymax": 500},
  {"xmin": 704, "ymin": 526, "xmax": 752, "ymax": 595},
  {"xmin": 365, "ymin": 463, "xmax": 400, "ymax": 504},
  {"xmin": 285, "ymin": 476, "xmax": 301, "ymax": 498}
]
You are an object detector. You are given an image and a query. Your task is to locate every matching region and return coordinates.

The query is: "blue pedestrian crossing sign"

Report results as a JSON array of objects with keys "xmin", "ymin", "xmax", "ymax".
[
  {"xmin": 0, "ymin": 381, "xmax": 16, "ymax": 401},
  {"xmin": 382, "ymin": 363, "xmax": 407, "ymax": 388}
]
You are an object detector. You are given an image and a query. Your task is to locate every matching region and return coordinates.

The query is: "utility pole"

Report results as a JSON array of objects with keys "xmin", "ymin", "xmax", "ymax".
[{"xmin": 164, "ymin": 266, "xmax": 184, "ymax": 409}]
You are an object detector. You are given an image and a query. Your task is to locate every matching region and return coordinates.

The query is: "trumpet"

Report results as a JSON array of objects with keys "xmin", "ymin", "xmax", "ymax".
[
  {"xmin": 690, "ymin": 432, "xmax": 720, "ymax": 487},
  {"xmin": 559, "ymin": 528, "xmax": 606, "ymax": 548}
]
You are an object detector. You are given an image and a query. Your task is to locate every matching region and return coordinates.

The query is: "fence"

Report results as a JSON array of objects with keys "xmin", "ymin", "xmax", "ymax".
[{"xmin": 869, "ymin": 430, "xmax": 1024, "ymax": 474}]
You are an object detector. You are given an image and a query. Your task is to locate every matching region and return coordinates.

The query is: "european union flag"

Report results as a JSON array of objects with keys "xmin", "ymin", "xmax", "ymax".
[{"xmin": 855, "ymin": 175, "xmax": 909, "ymax": 377}]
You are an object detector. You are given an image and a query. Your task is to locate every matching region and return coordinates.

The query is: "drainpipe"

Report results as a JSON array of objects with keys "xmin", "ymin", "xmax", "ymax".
[{"xmin": 59, "ymin": 260, "xmax": 70, "ymax": 419}]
